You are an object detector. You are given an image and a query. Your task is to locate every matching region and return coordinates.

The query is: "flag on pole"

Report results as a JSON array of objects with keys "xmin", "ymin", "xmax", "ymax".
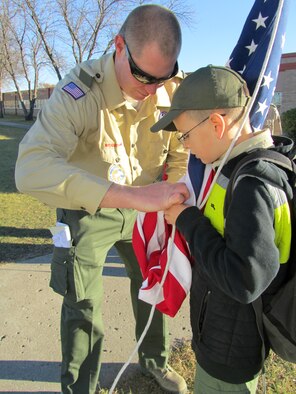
[
  {"xmin": 133, "ymin": 0, "xmax": 291, "ymax": 317},
  {"xmin": 226, "ymin": 0, "xmax": 290, "ymax": 130}
]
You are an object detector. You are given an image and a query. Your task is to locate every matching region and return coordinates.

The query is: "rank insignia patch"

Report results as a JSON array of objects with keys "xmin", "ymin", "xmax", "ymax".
[{"xmin": 62, "ymin": 82, "xmax": 85, "ymax": 100}]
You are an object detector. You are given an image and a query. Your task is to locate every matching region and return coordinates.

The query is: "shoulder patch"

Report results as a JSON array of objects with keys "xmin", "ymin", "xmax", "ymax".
[{"xmin": 62, "ymin": 82, "xmax": 85, "ymax": 100}]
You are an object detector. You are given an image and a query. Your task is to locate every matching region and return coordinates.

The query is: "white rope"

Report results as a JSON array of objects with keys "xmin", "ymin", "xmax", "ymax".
[
  {"xmin": 108, "ymin": 225, "xmax": 176, "ymax": 394},
  {"xmin": 109, "ymin": 1, "xmax": 285, "ymax": 391}
]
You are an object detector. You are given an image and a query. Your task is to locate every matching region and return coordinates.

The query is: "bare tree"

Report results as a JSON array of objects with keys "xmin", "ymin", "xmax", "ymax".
[
  {"xmin": 56, "ymin": 0, "xmax": 128, "ymax": 63},
  {"xmin": 11, "ymin": 11, "xmax": 41, "ymax": 119},
  {"xmin": 0, "ymin": 2, "xmax": 24, "ymax": 113},
  {"xmin": 0, "ymin": 0, "xmax": 45, "ymax": 119},
  {"xmin": 20, "ymin": 0, "xmax": 128, "ymax": 80},
  {"xmin": 21, "ymin": 0, "xmax": 64, "ymax": 80},
  {"xmin": 19, "ymin": 0, "xmax": 194, "ymax": 81},
  {"xmin": 0, "ymin": 41, "xmax": 4, "ymax": 118},
  {"xmin": 0, "ymin": 74, "xmax": 3, "ymax": 118},
  {"xmin": 0, "ymin": 2, "xmax": 11, "ymax": 118}
]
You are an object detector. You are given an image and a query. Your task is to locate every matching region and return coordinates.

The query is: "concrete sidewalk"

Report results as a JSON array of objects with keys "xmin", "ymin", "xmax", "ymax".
[
  {"xmin": 0, "ymin": 248, "xmax": 191, "ymax": 393},
  {"xmin": 0, "ymin": 121, "xmax": 32, "ymax": 130}
]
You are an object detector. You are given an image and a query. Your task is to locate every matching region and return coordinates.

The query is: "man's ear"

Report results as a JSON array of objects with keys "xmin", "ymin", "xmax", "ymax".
[
  {"xmin": 209, "ymin": 113, "xmax": 226, "ymax": 140},
  {"xmin": 114, "ymin": 35, "xmax": 125, "ymax": 55}
]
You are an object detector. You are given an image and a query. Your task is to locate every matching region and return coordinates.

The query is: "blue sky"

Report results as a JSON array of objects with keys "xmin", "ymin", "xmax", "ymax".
[{"xmin": 178, "ymin": 0, "xmax": 296, "ymax": 73}]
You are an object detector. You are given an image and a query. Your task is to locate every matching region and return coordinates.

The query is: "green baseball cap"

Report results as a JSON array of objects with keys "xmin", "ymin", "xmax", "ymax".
[{"xmin": 151, "ymin": 65, "xmax": 250, "ymax": 132}]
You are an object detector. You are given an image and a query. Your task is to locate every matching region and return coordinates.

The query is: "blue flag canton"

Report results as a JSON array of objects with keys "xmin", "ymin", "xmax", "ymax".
[
  {"xmin": 62, "ymin": 82, "xmax": 85, "ymax": 100},
  {"xmin": 227, "ymin": 0, "xmax": 290, "ymax": 131},
  {"xmin": 188, "ymin": 153, "xmax": 205, "ymax": 199}
]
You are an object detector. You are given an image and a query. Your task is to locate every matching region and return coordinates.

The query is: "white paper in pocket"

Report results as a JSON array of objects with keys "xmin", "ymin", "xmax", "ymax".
[{"xmin": 49, "ymin": 222, "xmax": 72, "ymax": 248}]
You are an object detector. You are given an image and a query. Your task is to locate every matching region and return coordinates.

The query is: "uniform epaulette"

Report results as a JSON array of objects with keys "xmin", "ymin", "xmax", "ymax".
[{"xmin": 78, "ymin": 68, "xmax": 94, "ymax": 88}]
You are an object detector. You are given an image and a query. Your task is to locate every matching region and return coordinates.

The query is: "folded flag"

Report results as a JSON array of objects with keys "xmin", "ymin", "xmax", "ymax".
[{"xmin": 132, "ymin": 161, "xmax": 212, "ymax": 317}]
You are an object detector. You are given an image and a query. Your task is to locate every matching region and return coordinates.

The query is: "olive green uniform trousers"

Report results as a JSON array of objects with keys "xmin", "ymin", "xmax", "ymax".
[
  {"xmin": 50, "ymin": 208, "xmax": 169, "ymax": 394},
  {"xmin": 194, "ymin": 364, "xmax": 259, "ymax": 394}
]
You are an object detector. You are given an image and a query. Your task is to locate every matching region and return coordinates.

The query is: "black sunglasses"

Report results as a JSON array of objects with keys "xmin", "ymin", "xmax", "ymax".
[{"xmin": 124, "ymin": 40, "xmax": 179, "ymax": 85}]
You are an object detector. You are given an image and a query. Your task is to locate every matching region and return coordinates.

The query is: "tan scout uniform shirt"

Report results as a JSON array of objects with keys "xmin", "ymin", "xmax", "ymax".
[
  {"xmin": 263, "ymin": 104, "xmax": 283, "ymax": 136},
  {"xmin": 16, "ymin": 53, "xmax": 188, "ymax": 215}
]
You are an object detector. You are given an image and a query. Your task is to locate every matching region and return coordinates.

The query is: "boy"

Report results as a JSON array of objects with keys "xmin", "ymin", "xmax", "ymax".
[{"xmin": 150, "ymin": 65, "xmax": 293, "ymax": 393}]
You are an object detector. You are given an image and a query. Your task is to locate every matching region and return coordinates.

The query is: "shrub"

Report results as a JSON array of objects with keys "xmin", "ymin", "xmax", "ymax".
[{"xmin": 282, "ymin": 108, "xmax": 296, "ymax": 140}]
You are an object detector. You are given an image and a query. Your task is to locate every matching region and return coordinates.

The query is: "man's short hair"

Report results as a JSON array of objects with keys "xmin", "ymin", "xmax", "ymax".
[{"xmin": 119, "ymin": 4, "xmax": 181, "ymax": 59}]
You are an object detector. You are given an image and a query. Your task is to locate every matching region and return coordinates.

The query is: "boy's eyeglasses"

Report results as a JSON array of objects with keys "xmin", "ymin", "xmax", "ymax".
[
  {"xmin": 177, "ymin": 114, "xmax": 226, "ymax": 143},
  {"xmin": 124, "ymin": 40, "xmax": 179, "ymax": 85}
]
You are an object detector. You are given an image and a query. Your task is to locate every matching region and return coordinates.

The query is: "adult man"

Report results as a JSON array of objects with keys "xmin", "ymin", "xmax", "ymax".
[
  {"xmin": 264, "ymin": 103, "xmax": 283, "ymax": 136},
  {"xmin": 15, "ymin": 4, "xmax": 189, "ymax": 394}
]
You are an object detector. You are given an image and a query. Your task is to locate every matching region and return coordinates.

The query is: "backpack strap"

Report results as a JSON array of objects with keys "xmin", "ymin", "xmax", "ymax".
[{"xmin": 224, "ymin": 149, "xmax": 295, "ymax": 218}]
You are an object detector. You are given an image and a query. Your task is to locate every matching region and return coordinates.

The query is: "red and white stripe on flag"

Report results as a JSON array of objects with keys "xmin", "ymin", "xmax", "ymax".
[
  {"xmin": 132, "ymin": 164, "xmax": 213, "ymax": 317},
  {"xmin": 133, "ymin": 210, "xmax": 192, "ymax": 317}
]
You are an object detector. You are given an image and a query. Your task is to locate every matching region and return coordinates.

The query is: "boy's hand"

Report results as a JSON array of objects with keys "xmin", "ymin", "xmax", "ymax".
[{"xmin": 164, "ymin": 203, "xmax": 191, "ymax": 225}]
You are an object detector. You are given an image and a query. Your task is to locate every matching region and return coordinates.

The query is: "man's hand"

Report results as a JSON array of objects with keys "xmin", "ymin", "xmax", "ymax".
[
  {"xmin": 137, "ymin": 181, "xmax": 190, "ymax": 212},
  {"xmin": 164, "ymin": 203, "xmax": 191, "ymax": 225},
  {"xmin": 99, "ymin": 181, "xmax": 190, "ymax": 212}
]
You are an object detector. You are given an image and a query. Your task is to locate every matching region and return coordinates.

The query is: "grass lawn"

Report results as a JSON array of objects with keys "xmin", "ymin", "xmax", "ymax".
[
  {"xmin": 0, "ymin": 119, "xmax": 55, "ymax": 263},
  {"xmin": 0, "ymin": 117, "xmax": 295, "ymax": 393}
]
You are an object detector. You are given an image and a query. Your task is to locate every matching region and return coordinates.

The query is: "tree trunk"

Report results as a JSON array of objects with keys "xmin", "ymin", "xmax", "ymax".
[
  {"xmin": 19, "ymin": 99, "xmax": 28, "ymax": 118},
  {"xmin": 25, "ymin": 98, "xmax": 36, "ymax": 120},
  {"xmin": 0, "ymin": 101, "xmax": 4, "ymax": 118}
]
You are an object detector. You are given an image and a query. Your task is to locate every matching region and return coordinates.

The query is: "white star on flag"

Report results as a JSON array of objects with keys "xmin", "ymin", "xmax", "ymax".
[
  {"xmin": 253, "ymin": 125, "xmax": 262, "ymax": 132},
  {"xmin": 225, "ymin": 58, "xmax": 232, "ymax": 68},
  {"xmin": 262, "ymin": 71, "xmax": 274, "ymax": 89},
  {"xmin": 245, "ymin": 39, "xmax": 258, "ymax": 55},
  {"xmin": 252, "ymin": 12, "xmax": 268, "ymax": 29},
  {"xmin": 238, "ymin": 65, "xmax": 247, "ymax": 74},
  {"xmin": 256, "ymin": 99, "xmax": 269, "ymax": 115}
]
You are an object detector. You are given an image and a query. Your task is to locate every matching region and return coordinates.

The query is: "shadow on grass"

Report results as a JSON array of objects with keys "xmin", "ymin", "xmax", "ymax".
[
  {"xmin": 0, "ymin": 226, "xmax": 51, "ymax": 238},
  {"xmin": 0, "ymin": 227, "xmax": 52, "ymax": 263},
  {"xmin": 0, "ymin": 243, "xmax": 54, "ymax": 263}
]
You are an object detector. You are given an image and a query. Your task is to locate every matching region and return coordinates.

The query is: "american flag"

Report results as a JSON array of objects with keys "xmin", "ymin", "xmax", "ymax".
[
  {"xmin": 133, "ymin": 163, "xmax": 212, "ymax": 317},
  {"xmin": 133, "ymin": 0, "xmax": 290, "ymax": 316},
  {"xmin": 62, "ymin": 82, "xmax": 85, "ymax": 100},
  {"xmin": 227, "ymin": 0, "xmax": 290, "ymax": 130}
]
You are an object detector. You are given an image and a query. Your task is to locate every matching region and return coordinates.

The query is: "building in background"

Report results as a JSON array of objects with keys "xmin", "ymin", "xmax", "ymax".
[
  {"xmin": 274, "ymin": 52, "xmax": 296, "ymax": 114},
  {"xmin": 2, "ymin": 87, "xmax": 54, "ymax": 117}
]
